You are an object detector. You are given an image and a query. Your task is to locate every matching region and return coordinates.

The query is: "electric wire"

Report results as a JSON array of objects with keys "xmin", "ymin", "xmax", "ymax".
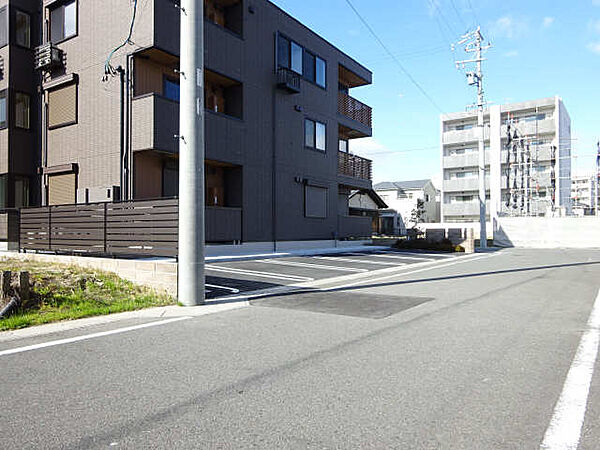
[
  {"xmin": 104, "ymin": 0, "xmax": 138, "ymax": 78},
  {"xmin": 343, "ymin": 0, "xmax": 444, "ymax": 113}
]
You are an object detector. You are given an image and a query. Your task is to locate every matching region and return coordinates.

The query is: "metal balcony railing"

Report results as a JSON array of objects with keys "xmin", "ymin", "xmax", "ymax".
[
  {"xmin": 338, "ymin": 93, "xmax": 372, "ymax": 128},
  {"xmin": 34, "ymin": 43, "xmax": 63, "ymax": 71},
  {"xmin": 338, "ymin": 151, "xmax": 372, "ymax": 181},
  {"xmin": 277, "ymin": 67, "xmax": 301, "ymax": 94}
]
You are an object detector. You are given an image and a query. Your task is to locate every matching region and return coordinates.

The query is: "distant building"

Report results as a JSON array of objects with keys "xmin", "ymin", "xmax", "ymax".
[
  {"xmin": 348, "ymin": 189, "xmax": 388, "ymax": 235},
  {"xmin": 571, "ymin": 174, "xmax": 597, "ymax": 216},
  {"xmin": 374, "ymin": 179, "xmax": 440, "ymax": 228},
  {"xmin": 440, "ymin": 96, "xmax": 572, "ymax": 222}
]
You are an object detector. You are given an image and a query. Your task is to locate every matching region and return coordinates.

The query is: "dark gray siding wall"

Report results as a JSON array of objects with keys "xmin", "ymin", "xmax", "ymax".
[
  {"xmin": 8, "ymin": 0, "xmax": 40, "ymax": 205},
  {"xmin": 203, "ymin": 0, "xmax": 373, "ymax": 242}
]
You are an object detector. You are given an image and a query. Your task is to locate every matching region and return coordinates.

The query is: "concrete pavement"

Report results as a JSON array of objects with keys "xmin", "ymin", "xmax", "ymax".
[{"xmin": 1, "ymin": 248, "xmax": 600, "ymax": 449}]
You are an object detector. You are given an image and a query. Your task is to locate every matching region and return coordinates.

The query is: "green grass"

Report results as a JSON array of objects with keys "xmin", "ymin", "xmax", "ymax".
[{"xmin": 0, "ymin": 259, "xmax": 175, "ymax": 331}]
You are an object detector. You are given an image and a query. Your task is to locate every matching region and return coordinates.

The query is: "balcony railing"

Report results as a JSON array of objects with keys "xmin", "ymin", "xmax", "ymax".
[
  {"xmin": 338, "ymin": 151, "xmax": 372, "ymax": 181},
  {"xmin": 277, "ymin": 67, "xmax": 301, "ymax": 94},
  {"xmin": 338, "ymin": 93, "xmax": 372, "ymax": 128},
  {"xmin": 34, "ymin": 43, "xmax": 64, "ymax": 71}
]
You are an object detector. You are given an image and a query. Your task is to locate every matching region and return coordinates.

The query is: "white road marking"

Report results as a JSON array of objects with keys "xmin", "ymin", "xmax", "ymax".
[
  {"xmin": 209, "ymin": 252, "xmax": 494, "ymax": 304},
  {"xmin": 0, "ymin": 317, "xmax": 191, "ymax": 357},
  {"xmin": 258, "ymin": 259, "xmax": 368, "ymax": 273},
  {"xmin": 206, "ymin": 265, "xmax": 314, "ymax": 282},
  {"xmin": 320, "ymin": 253, "xmax": 493, "ymax": 291},
  {"xmin": 314, "ymin": 256, "xmax": 403, "ymax": 266},
  {"xmin": 540, "ymin": 289, "xmax": 600, "ymax": 450},
  {"xmin": 348, "ymin": 252, "xmax": 434, "ymax": 262},
  {"xmin": 205, "ymin": 284, "xmax": 240, "ymax": 294}
]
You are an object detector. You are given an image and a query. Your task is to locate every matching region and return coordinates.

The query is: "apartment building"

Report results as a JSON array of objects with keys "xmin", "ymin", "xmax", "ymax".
[
  {"xmin": 0, "ymin": 0, "xmax": 376, "ymax": 245},
  {"xmin": 441, "ymin": 97, "xmax": 571, "ymax": 222},
  {"xmin": 374, "ymin": 179, "xmax": 440, "ymax": 227},
  {"xmin": 571, "ymin": 173, "xmax": 597, "ymax": 216}
]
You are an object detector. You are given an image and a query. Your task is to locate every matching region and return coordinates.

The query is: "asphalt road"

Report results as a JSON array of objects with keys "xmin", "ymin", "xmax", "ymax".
[{"xmin": 1, "ymin": 248, "xmax": 600, "ymax": 449}]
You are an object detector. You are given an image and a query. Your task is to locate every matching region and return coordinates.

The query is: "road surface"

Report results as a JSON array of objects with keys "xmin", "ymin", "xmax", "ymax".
[{"xmin": 1, "ymin": 248, "xmax": 600, "ymax": 449}]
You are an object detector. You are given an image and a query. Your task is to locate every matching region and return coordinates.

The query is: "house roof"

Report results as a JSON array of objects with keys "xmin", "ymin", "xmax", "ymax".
[
  {"xmin": 374, "ymin": 179, "xmax": 431, "ymax": 191},
  {"xmin": 349, "ymin": 189, "xmax": 388, "ymax": 209}
]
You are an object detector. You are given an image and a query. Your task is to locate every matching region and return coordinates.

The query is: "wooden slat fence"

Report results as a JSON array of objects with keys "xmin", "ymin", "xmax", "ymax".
[{"xmin": 20, "ymin": 198, "xmax": 179, "ymax": 257}]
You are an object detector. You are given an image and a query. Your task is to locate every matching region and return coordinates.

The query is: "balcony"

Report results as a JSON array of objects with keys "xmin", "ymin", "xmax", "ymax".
[
  {"xmin": 443, "ymin": 177, "xmax": 490, "ymax": 192},
  {"xmin": 338, "ymin": 152, "xmax": 372, "ymax": 181},
  {"xmin": 34, "ymin": 43, "xmax": 64, "ymax": 71},
  {"xmin": 338, "ymin": 93, "xmax": 372, "ymax": 129},
  {"xmin": 131, "ymin": 94, "xmax": 179, "ymax": 154},
  {"xmin": 443, "ymin": 127, "xmax": 490, "ymax": 145},
  {"xmin": 443, "ymin": 201, "xmax": 491, "ymax": 217},
  {"xmin": 277, "ymin": 67, "xmax": 301, "ymax": 94}
]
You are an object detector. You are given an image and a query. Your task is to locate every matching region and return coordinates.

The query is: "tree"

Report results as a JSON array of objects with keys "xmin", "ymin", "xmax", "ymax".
[{"xmin": 410, "ymin": 199, "xmax": 425, "ymax": 227}]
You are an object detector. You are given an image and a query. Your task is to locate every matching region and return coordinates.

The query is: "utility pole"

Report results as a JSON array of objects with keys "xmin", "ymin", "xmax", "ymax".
[
  {"xmin": 596, "ymin": 140, "xmax": 600, "ymax": 216},
  {"xmin": 455, "ymin": 27, "xmax": 492, "ymax": 249},
  {"xmin": 178, "ymin": 0, "xmax": 205, "ymax": 306}
]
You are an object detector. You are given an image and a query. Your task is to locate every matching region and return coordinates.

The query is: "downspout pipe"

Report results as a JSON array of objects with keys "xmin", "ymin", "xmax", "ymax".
[{"xmin": 117, "ymin": 66, "xmax": 125, "ymax": 201}]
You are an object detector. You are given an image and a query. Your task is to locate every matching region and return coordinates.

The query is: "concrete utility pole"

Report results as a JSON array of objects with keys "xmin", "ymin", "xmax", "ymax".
[
  {"xmin": 455, "ymin": 27, "xmax": 492, "ymax": 249},
  {"xmin": 178, "ymin": 0, "xmax": 205, "ymax": 306}
]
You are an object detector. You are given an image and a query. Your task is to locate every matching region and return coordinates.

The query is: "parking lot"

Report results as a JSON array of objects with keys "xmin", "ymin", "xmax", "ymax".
[{"xmin": 204, "ymin": 248, "xmax": 462, "ymax": 299}]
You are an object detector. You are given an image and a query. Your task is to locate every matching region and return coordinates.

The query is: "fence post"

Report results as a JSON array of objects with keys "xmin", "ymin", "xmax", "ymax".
[
  {"xmin": 47, "ymin": 206, "xmax": 52, "ymax": 251},
  {"xmin": 103, "ymin": 202, "xmax": 108, "ymax": 254}
]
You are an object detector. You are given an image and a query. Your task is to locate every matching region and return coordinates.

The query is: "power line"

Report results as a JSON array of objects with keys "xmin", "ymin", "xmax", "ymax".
[
  {"xmin": 465, "ymin": 0, "xmax": 481, "ymax": 28},
  {"xmin": 343, "ymin": 0, "xmax": 444, "ymax": 113},
  {"xmin": 448, "ymin": 0, "xmax": 467, "ymax": 31}
]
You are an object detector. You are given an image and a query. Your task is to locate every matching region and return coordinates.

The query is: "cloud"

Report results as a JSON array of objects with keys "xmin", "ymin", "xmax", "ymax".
[
  {"xmin": 490, "ymin": 16, "xmax": 528, "ymax": 39},
  {"xmin": 588, "ymin": 42, "xmax": 600, "ymax": 54},
  {"xmin": 504, "ymin": 50, "xmax": 519, "ymax": 57},
  {"xmin": 350, "ymin": 138, "xmax": 390, "ymax": 158},
  {"xmin": 594, "ymin": 0, "xmax": 600, "ymax": 6},
  {"xmin": 542, "ymin": 17, "xmax": 555, "ymax": 28}
]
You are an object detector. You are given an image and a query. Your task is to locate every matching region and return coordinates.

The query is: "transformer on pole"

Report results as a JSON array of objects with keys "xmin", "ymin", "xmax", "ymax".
[{"xmin": 455, "ymin": 27, "xmax": 492, "ymax": 248}]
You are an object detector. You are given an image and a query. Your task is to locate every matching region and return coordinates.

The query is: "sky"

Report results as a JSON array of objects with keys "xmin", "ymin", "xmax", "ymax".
[{"xmin": 271, "ymin": 0, "xmax": 600, "ymax": 186}]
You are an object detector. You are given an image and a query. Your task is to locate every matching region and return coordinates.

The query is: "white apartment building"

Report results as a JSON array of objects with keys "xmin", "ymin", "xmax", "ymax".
[
  {"xmin": 571, "ymin": 173, "xmax": 597, "ymax": 216},
  {"xmin": 440, "ymin": 96, "xmax": 571, "ymax": 222},
  {"xmin": 374, "ymin": 179, "xmax": 440, "ymax": 228}
]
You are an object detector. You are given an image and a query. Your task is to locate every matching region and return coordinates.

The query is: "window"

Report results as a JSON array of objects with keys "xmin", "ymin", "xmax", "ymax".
[
  {"xmin": 277, "ymin": 35, "xmax": 290, "ymax": 69},
  {"xmin": 15, "ymin": 10, "xmax": 30, "ymax": 48},
  {"xmin": 303, "ymin": 52, "xmax": 315, "ymax": 83},
  {"xmin": 0, "ymin": 90, "xmax": 6, "ymax": 129},
  {"xmin": 305, "ymin": 119, "xmax": 315, "ymax": 148},
  {"xmin": 15, "ymin": 93, "xmax": 30, "ymax": 129},
  {"xmin": 0, "ymin": 7, "xmax": 7, "ymax": 48},
  {"xmin": 305, "ymin": 119, "xmax": 326, "ymax": 151},
  {"xmin": 14, "ymin": 177, "xmax": 29, "ymax": 208},
  {"xmin": 163, "ymin": 78, "xmax": 180, "ymax": 102},
  {"xmin": 425, "ymin": 194, "xmax": 431, "ymax": 202},
  {"xmin": 315, "ymin": 122, "xmax": 326, "ymax": 150},
  {"xmin": 291, "ymin": 41, "xmax": 303, "ymax": 74},
  {"xmin": 302, "ymin": 52, "xmax": 326, "ymax": 87},
  {"xmin": 48, "ymin": 83, "xmax": 77, "ymax": 129},
  {"xmin": 315, "ymin": 57, "xmax": 326, "ymax": 88},
  {"xmin": 305, "ymin": 185, "xmax": 328, "ymax": 218},
  {"xmin": 339, "ymin": 139, "xmax": 348, "ymax": 153},
  {"xmin": 50, "ymin": 0, "xmax": 77, "ymax": 43},
  {"xmin": 48, "ymin": 172, "xmax": 76, "ymax": 205}
]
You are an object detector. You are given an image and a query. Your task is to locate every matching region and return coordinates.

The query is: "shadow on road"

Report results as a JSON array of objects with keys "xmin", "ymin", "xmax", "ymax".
[{"xmin": 206, "ymin": 260, "xmax": 600, "ymax": 306}]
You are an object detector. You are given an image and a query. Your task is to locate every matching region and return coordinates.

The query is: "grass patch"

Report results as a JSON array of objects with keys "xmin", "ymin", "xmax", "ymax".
[{"xmin": 0, "ymin": 259, "xmax": 175, "ymax": 331}]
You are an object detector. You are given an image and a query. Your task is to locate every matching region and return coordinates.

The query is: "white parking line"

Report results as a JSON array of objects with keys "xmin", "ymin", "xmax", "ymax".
[
  {"xmin": 258, "ymin": 259, "xmax": 368, "ymax": 273},
  {"xmin": 540, "ymin": 289, "xmax": 600, "ymax": 450},
  {"xmin": 206, "ymin": 265, "xmax": 314, "ymax": 282},
  {"xmin": 0, "ymin": 317, "xmax": 192, "ymax": 357},
  {"xmin": 314, "ymin": 256, "xmax": 403, "ymax": 266},
  {"xmin": 205, "ymin": 284, "xmax": 240, "ymax": 294},
  {"xmin": 348, "ymin": 252, "xmax": 434, "ymax": 262}
]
